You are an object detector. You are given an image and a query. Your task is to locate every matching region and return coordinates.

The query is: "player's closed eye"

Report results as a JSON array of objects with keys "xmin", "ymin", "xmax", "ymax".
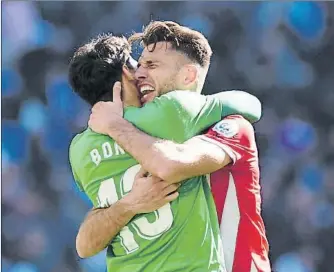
[
  {"xmin": 139, "ymin": 60, "xmax": 158, "ymax": 69},
  {"xmin": 139, "ymin": 63, "xmax": 155, "ymax": 69}
]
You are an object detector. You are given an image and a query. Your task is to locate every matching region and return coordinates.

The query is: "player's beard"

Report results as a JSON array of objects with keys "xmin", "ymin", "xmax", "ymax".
[
  {"xmin": 157, "ymin": 72, "xmax": 179, "ymax": 97},
  {"xmin": 141, "ymin": 71, "xmax": 179, "ymax": 104}
]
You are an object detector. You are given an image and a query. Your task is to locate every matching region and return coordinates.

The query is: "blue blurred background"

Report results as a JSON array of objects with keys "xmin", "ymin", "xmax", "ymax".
[{"xmin": 2, "ymin": 1, "xmax": 334, "ymax": 272}]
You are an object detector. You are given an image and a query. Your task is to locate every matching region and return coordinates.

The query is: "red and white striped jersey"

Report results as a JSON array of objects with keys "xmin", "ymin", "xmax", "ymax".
[{"xmin": 199, "ymin": 115, "xmax": 271, "ymax": 272}]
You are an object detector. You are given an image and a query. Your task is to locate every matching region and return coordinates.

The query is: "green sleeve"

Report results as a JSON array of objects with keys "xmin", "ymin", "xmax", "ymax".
[
  {"xmin": 208, "ymin": 90, "xmax": 262, "ymax": 124},
  {"xmin": 123, "ymin": 91, "xmax": 220, "ymax": 143},
  {"xmin": 124, "ymin": 90, "xmax": 261, "ymax": 143},
  {"xmin": 69, "ymin": 137, "xmax": 84, "ymax": 191}
]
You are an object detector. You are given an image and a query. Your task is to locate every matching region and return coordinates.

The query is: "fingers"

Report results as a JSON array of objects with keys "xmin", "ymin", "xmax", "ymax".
[
  {"xmin": 91, "ymin": 101, "xmax": 103, "ymax": 113},
  {"xmin": 88, "ymin": 113, "xmax": 94, "ymax": 128},
  {"xmin": 88, "ymin": 117, "xmax": 92, "ymax": 128},
  {"xmin": 162, "ymin": 183, "xmax": 180, "ymax": 196},
  {"xmin": 135, "ymin": 167, "xmax": 149, "ymax": 179},
  {"xmin": 113, "ymin": 81, "xmax": 122, "ymax": 103},
  {"xmin": 164, "ymin": 191, "xmax": 179, "ymax": 202}
]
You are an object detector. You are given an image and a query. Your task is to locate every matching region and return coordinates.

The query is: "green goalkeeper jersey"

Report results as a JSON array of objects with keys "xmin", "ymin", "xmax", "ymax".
[{"xmin": 69, "ymin": 91, "xmax": 261, "ymax": 272}]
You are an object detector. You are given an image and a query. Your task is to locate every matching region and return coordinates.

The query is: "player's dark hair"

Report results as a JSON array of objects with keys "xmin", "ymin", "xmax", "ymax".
[
  {"xmin": 68, "ymin": 34, "xmax": 134, "ymax": 106},
  {"xmin": 129, "ymin": 21, "xmax": 212, "ymax": 68}
]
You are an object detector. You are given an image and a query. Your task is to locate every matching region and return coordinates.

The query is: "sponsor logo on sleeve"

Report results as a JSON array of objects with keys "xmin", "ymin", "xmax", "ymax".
[{"xmin": 212, "ymin": 120, "xmax": 239, "ymax": 138}]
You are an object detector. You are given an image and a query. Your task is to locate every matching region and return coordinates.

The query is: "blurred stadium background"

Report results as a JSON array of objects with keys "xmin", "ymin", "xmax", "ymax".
[{"xmin": 2, "ymin": 1, "xmax": 334, "ymax": 272}]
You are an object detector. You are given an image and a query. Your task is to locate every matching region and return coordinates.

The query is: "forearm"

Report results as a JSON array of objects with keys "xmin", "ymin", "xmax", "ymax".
[
  {"xmin": 151, "ymin": 137, "xmax": 231, "ymax": 183},
  {"xmin": 106, "ymin": 116, "xmax": 173, "ymax": 180},
  {"xmin": 76, "ymin": 197, "xmax": 135, "ymax": 258},
  {"xmin": 106, "ymin": 117, "xmax": 229, "ymax": 183}
]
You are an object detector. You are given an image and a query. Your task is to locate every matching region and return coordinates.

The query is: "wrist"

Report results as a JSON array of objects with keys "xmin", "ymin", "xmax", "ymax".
[
  {"xmin": 106, "ymin": 116, "xmax": 127, "ymax": 138},
  {"xmin": 118, "ymin": 194, "xmax": 138, "ymax": 217}
]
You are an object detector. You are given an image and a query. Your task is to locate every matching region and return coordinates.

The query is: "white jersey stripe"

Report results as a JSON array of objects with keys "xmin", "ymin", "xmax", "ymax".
[
  {"xmin": 250, "ymin": 260, "xmax": 258, "ymax": 272},
  {"xmin": 206, "ymin": 174, "xmax": 211, "ymax": 188},
  {"xmin": 220, "ymin": 173, "xmax": 240, "ymax": 272}
]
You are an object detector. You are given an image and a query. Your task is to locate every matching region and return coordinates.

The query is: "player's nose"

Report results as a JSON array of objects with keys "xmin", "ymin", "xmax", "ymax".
[{"xmin": 135, "ymin": 65, "xmax": 148, "ymax": 81}]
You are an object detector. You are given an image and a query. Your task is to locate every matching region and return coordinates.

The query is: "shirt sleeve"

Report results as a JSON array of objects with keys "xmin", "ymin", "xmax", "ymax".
[
  {"xmin": 207, "ymin": 90, "xmax": 262, "ymax": 124},
  {"xmin": 69, "ymin": 137, "xmax": 84, "ymax": 192},
  {"xmin": 198, "ymin": 115, "xmax": 258, "ymax": 165},
  {"xmin": 124, "ymin": 90, "xmax": 262, "ymax": 144},
  {"xmin": 123, "ymin": 91, "xmax": 224, "ymax": 143}
]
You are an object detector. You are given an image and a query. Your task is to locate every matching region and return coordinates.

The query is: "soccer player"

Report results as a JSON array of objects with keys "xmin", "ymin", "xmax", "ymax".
[
  {"xmin": 87, "ymin": 22, "xmax": 271, "ymax": 272},
  {"xmin": 69, "ymin": 25, "xmax": 262, "ymax": 272}
]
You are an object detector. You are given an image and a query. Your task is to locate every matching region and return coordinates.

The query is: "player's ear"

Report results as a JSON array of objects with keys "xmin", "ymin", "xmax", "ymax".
[
  {"xmin": 182, "ymin": 64, "xmax": 198, "ymax": 86},
  {"xmin": 122, "ymin": 65, "xmax": 135, "ymax": 80}
]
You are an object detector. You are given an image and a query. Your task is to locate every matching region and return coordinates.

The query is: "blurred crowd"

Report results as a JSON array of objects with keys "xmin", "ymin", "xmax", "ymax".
[{"xmin": 2, "ymin": 1, "xmax": 334, "ymax": 272}]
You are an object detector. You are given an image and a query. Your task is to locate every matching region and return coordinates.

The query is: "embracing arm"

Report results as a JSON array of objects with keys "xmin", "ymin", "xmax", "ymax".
[
  {"xmin": 75, "ymin": 173, "xmax": 179, "ymax": 258},
  {"xmin": 104, "ymin": 115, "xmax": 254, "ymax": 184},
  {"xmin": 76, "ymin": 197, "xmax": 135, "ymax": 258},
  {"xmin": 104, "ymin": 117, "xmax": 231, "ymax": 184},
  {"xmin": 89, "ymin": 85, "xmax": 259, "ymax": 183},
  {"xmin": 122, "ymin": 90, "xmax": 261, "ymax": 143}
]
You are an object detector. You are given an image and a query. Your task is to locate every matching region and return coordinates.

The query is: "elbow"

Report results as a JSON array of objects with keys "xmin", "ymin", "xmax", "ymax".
[
  {"xmin": 150, "ymin": 143, "xmax": 189, "ymax": 183},
  {"xmin": 76, "ymin": 233, "xmax": 93, "ymax": 259},
  {"xmin": 76, "ymin": 249, "xmax": 89, "ymax": 259},
  {"xmin": 156, "ymin": 160, "xmax": 183, "ymax": 183}
]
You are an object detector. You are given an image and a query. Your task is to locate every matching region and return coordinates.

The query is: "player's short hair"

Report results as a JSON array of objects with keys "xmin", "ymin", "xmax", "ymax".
[
  {"xmin": 129, "ymin": 21, "xmax": 212, "ymax": 68},
  {"xmin": 68, "ymin": 34, "xmax": 135, "ymax": 106}
]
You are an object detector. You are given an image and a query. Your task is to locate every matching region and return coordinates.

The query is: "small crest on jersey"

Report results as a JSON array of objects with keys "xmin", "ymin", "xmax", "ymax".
[{"xmin": 213, "ymin": 120, "xmax": 238, "ymax": 138}]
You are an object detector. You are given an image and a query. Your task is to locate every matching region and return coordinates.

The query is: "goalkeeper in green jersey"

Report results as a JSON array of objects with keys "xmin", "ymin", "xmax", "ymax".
[{"xmin": 69, "ymin": 22, "xmax": 261, "ymax": 272}]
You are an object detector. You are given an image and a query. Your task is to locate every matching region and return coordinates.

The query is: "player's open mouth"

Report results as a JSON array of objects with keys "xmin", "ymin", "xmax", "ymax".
[
  {"xmin": 139, "ymin": 85, "xmax": 156, "ymax": 104},
  {"xmin": 139, "ymin": 85, "xmax": 155, "ymax": 96}
]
